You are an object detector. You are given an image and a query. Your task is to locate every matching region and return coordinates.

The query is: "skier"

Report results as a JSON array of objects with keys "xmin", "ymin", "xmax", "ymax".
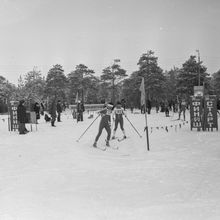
[
  {"xmin": 93, "ymin": 103, "xmax": 113, "ymax": 148},
  {"xmin": 178, "ymin": 98, "xmax": 187, "ymax": 120},
  {"xmin": 112, "ymin": 101, "xmax": 126, "ymax": 139}
]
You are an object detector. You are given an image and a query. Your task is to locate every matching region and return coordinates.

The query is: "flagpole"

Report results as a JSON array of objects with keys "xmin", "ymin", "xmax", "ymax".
[
  {"xmin": 140, "ymin": 77, "xmax": 150, "ymax": 151},
  {"xmin": 144, "ymin": 103, "xmax": 150, "ymax": 151}
]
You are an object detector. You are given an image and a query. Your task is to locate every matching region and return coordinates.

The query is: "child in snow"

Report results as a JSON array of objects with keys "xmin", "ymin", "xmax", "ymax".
[
  {"xmin": 112, "ymin": 101, "xmax": 126, "ymax": 139},
  {"xmin": 93, "ymin": 103, "xmax": 113, "ymax": 148}
]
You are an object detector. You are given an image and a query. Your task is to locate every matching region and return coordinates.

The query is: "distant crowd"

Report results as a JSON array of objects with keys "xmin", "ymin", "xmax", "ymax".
[{"xmin": 15, "ymin": 95, "xmax": 220, "ymax": 135}]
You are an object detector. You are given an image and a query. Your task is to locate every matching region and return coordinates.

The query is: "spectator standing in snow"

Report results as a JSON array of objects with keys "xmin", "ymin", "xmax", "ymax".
[
  {"xmin": 112, "ymin": 101, "xmax": 126, "ymax": 139},
  {"xmin": 130, "ymin": 102, "xmax": 134, "ymax": 113},
  {"xmin": 178, "ymin": 98, "xmax": 187, "ymax": 120},
  {"xmin": 121, "ymin": 99, "xmax": 126, "ymax": 111},
  {"xmin": 40, "ymin": 102, "xmax": 45, "ymax": 115},
  {"xmin": 164, "ymin": 100, "xmax": 169, "ymax": 117},
  {"xmin": 77, "ymin": 101, "xmax": 85, "ymax": 122},
  {"xmin": 146, "ymin": 99, "xmax": 152, "ymax": 114},
  {"xmin": 17, "ymin": 100, "xmax": 28, "ymax": 134},
  {"xmin": 93, "ymin": 103, "xmax": 113, "ymax": 148},
  {"xmin": 33, "ymin": 102, "xmax": 40, "ymax": 123},
  {"xmin": 49, "ymin": 97, "xmax": 57, "ymax": 127},
  {"xmin": 56, "ymin": 100, "xmax": 62, "ymax": 122}
]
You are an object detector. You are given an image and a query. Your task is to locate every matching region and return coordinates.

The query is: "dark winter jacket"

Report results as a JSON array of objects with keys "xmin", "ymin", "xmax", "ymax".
[
  {"xmin": 77, "ymin": 103, "xmax": 85, "ymax": 113},
  {"xmin": 34, "ymin": 102, "xmax": 40, "ymax": 119},
  {"xmin": 56, "ymin": 102, "xmax": 62, "ymax": 113},
  {"xmin": 49, "ymin": 100, "xmax": 57, "ymax": 118},
  {"xmin": 17, "ymin": 102, "xmax": 27, "ymax": 123}
]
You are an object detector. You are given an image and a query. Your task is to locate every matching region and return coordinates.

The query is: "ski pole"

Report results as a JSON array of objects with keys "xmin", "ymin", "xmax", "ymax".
[
  {"xmin": 124, "ymin": 114, "xmax": 142, "ymax": 138},
  {"xmin": 76, "ymin": 113, "xmax": 100, "ymax": 142}
]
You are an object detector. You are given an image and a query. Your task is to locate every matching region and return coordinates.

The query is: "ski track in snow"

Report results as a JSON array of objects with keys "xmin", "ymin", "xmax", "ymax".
[{"xmin": 1, "ymin": 109, "xmax": 220, "ymax": 220}]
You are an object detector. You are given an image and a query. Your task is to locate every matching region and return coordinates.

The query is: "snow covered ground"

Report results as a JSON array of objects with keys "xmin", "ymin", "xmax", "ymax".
[{"xmin": 1, "ymin": 109, "xmax": 220, "ymax": 220}]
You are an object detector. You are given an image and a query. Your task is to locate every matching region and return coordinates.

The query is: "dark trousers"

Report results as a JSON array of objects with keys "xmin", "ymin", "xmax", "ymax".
[
  {"xmin": 51, "ymin": 116, "xmax": 56, "ymax": 126},
  {"xmin": 77, "ymin": 112, "xmax": 83, "ymax": 122},
  {"xmin": 57, "ymin": 112, "xmax": 61, "ymax": 122},
  {"xmin": 18, "ymin": 122, "xmax": 26, "ymax": 134},
  {"xmin": 114, "ymin": 119, "xmax": 124, "ymax": 131},
  {"xmin": 95, "ymin": 122, "xmax": 111, "ymax": 142}
]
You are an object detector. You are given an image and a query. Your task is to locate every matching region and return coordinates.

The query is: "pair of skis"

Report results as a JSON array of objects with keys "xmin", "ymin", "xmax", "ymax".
[
  {"xmin": 93, "ymin": 144, "xmax": 119, "ymax": 151},
  {"xmin": 92, "ymin": 136, "xmax": 127, "ymax": 151}
]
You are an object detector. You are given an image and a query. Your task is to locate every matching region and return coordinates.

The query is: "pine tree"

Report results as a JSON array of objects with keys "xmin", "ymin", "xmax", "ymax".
[
  {"xmin": 177, "ymin": 55, "xmax": 209, "ymax": 98},
  {"xmin": 137, "ymin": 50, "xmax": 165, "ymax": 101},
  {"xmin": 67, "ymin": 64, "xmax": 97, "ymax": 103},
  {"xmin": 45, "ymin": 64, "xmax": 67, "ymax": 99},
  {"xmin": 211, "ymin": 70, "xmax": 220, "ymax": 96},
  {"xmin": 23, "ymin": 67, "xmax": 46, "ymax": 100},
  {"xmin": 101, "ymin": 59, "xmax": 127, "ymax": 104}
]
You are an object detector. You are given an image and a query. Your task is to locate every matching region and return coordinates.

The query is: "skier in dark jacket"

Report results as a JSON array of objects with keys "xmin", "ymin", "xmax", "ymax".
[
  {"xmin": 93, "ymin": 103, "xmax": 113, "ymax": 148},
  {"xmin": 56, "ymin": 100, "xmax": 62, "ymax": 122},
  {"xmin": 17, "ymin": 100, "xmax": 27, "ymax": 134}
]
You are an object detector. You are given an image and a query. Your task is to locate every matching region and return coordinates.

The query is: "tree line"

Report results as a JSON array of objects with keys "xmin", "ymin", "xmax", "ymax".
[{"xmin": 1, "ymin": 50, "xmax": 220, "ymax": 112}]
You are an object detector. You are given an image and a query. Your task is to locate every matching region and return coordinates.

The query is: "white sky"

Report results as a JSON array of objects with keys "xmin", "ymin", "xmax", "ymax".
[{"xmin": 0, "ymin": 0, "xmax": 220, "ymax": 84}]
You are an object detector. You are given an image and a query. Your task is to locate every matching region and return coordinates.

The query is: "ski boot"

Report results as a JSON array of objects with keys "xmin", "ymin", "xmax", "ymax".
[
  {"xmin": 93, "ymin": 142, "xmax": 97, "ymax": 148},
  {"xmin": 106, "ymin": 140, "xmax": 110, "ymax": 147},
  {"xmin": 111, "ymin": 136, "xmax": 116, "ymax": 140}
]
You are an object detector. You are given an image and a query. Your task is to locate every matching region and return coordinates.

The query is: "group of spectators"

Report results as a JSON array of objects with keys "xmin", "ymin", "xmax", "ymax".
[
  {"xmin": 139, "ymin": 98, "xmax": 188, "ymax": 120},
  {"xmin": 16, "ymin": 98, "xmax": 64, "ymax": 134},
  {"xmin": 16, "ymin": 97, "xmax": 86, "ymax": 134}
]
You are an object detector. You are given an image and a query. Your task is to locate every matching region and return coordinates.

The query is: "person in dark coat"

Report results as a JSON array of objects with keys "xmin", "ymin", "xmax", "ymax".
[
  {"xmin": 164, "ymin": 100, "xmax": 170, "ymax": 117},
  {"xmin": 40, "ymin": 102, "xmax": 45, "ymax": 115},
  {"xmin": 49, "ymin": 97, "xmax": 57, "ymax": 127},
  {"xmin": 146, "ymin": 99, "xmax": 152, "ymax": 114},
  {"xmin": 56, "ymin": 100, "xmax": 62, "ymax": 122},
  {"xmin": 17, "ymin": 100, "xmax": 27, "ymax": 134},
  {"xmin": 121, "ymin": 99, "xmax": 126, "ymax": 111},
  {"xmin": 77, "ymin": 101, "xmax": 85, "ymax": 122},
  {"xmin": 33, "ymin": 102, "xmax": 40, "ymax": 123}
]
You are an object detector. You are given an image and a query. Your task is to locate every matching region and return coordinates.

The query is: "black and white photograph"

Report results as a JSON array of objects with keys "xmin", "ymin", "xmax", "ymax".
[{"xmin": 1, "ymin": 0, "xmax": 220, "ymax": 219}]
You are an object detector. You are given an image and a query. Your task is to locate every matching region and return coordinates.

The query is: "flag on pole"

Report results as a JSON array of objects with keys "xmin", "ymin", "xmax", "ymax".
[
  {"xmin": 75, "ymin": 92, "xmax": 79, "ymax": 103},
  {"xmin": 139, "ymin": 77, "xmax": 150, "ymax": 151},
  {"xmin": 139, "ymin": 77, "xmax": 146, "ymax": 106}
]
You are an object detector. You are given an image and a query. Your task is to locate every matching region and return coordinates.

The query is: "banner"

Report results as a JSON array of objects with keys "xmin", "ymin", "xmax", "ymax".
[
  {"xmin": 190, "ymin": 96, "xmax": 203, "ymax": 130},
  {"xmin": 204, "ymin": 95, "xmax": 218, "ymax": 131},
  {"xmin": 194, "ymin": 86, "xmax": 204, "ymax": 97},
  {"xmin": 8, "ymin": 101, "xmax": 19, "ymax": 131},
  {"xmin": 75, "ymin": 92, "xmax": 79, "ymax": 103}
]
